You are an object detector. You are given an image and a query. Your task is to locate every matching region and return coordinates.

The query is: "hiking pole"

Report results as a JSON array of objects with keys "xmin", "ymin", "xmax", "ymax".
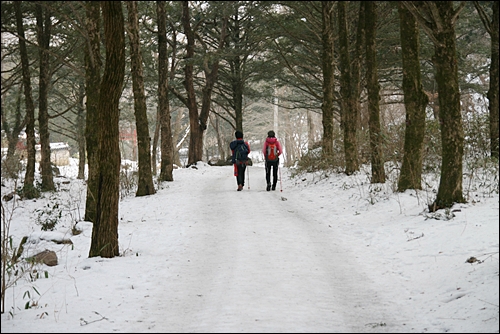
[
  {"xmin": 279, "ymin": 164, "xmax": 283, "ymax": 192},
  {"xmin": 247, "ymin": 163, "xmax": 250, "ymax": 189}
]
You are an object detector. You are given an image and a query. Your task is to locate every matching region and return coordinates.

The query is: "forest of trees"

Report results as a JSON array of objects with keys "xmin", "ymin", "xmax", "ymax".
[{"xmin": 1, "ymin": 1, "xmax": 498, "ymax": 258}]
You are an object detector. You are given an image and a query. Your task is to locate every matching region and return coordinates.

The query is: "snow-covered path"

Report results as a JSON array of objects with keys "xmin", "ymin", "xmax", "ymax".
[
  {"xmin": 121, "ymin": 165, "xmax": 402, "ymax": 333},
  {"xmin": 2, "ymin": 162, "xmax": 497, "ymax": 333}
]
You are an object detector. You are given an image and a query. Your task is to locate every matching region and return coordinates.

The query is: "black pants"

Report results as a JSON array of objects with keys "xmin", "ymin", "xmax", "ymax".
[
  {"xmin": 265, "ymin": 160, "xmax": 279, "ymax": 187},
  {"xmin": 236, "ymin": 162, "xmax": 247, "ymax": 186}
]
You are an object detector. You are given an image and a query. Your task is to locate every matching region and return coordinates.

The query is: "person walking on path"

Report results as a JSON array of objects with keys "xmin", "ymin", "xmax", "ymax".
[
  {"xmin": 262, "ymin": 130, "xmax": 282, "ymax": 191},
  {"xmin": 230, "ymin": 130, "xmax": 251, "ymax": 191}
]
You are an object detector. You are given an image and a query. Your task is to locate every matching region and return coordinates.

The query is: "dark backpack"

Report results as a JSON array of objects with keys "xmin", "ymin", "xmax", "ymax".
[
  {"xmin": 266, "ymin": 143, "xmax": 278, "ymax": 161},
  {"xmin": 235, "ymin": 142, "xmax": 249, "ymax": 162}
]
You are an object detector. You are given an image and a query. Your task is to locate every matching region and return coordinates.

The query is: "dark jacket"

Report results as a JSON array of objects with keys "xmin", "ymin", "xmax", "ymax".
[{"xmin": 230, "ymin": 138, "xmax": 250, "ymax": 164}]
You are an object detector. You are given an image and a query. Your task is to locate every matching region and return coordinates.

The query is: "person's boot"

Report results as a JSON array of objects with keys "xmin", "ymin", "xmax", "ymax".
[
  {"xmin": 237, "ymin": 184, "xmax": 243, "ymax": 191},
  {"xmin": 266, "ymin": 183, "xmax": 271, "ymax": 191},
  {"xmin": 272, "ymin": 184, "xmax": 276, "ymax": 191}
]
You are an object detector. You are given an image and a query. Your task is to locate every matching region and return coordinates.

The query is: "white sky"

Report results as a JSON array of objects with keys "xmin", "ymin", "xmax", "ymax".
[{"xmin": 1, "ymin": 155, "xmax": 498, "ymax": 333}]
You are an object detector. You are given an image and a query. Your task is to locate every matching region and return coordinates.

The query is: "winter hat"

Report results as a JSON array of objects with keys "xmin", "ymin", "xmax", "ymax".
[
  {"xmin": 235, "ymin": 130, "xmax": 243, "ymax": 139},
  {"xmin": 267, "ymin": 130, "xmax": 275, "ymax": 138}
]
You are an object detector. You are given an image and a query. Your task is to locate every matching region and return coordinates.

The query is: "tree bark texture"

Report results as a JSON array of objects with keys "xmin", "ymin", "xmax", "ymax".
[
  {"xmin": 488, "ymin": 2, "xmax": 499, "ymax": 159},
  {"xmin": 364, "ymin": 1, "xmax": 386, "ymax": 183},
  {"xmin": 157, "ymin": 0, "xmax": 174, "ymax": 181},
  {"xmin": 321, "ymin": 1, "xmax": 335, "ymax": 158},
  {"xmin": 474, "ymin": 1, "xmax": 499, "ymax": 159},
  {"xmin": 432, "ymin": 2, "xmax": 465, "ymax": 209},
  {"xmin": 2, "ymin": 87, "xmax": 26, "ymax": 178},
  {"xmin": 338, "ymin": 1, "xmax": 359, "ymax": 175},
  {"xmin": 397, "ymin": 2, "xmax": 428, "ymax": 192},
  {"xmin": 353, "ymin": 2, "xmax": 365, "ymax": 130},
  {"xmin": 126, "ymin": 1, "xmax": 156, "ymax": 196},
  {"xmin": 35, "ymin": 2, "xmax": 55, "ymax": 192},
  {"xmin": 89, "ymin": 1, "xmax": 125, "ymax": 258},
  {"xmin": 84, "ymin": 0, "xmax": 102, "ymax": 223},
  {"xmin": 181, "ymin": 1, "xmax": 203, "ymax": 165},
  {"xmin": 15, "ymin": 1, "xmax": 36, "ymax": 195},
  {"xmin": 76, "ymin": 83, "xmax": 86, "ymax": 180}
]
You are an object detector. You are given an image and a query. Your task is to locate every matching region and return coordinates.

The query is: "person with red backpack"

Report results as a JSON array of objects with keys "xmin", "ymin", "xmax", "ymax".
[
  {"xmin": 230, "ymin": 130, "xmax": 251, "ymax": 191},
  {"xmin": 262, "ymin": 130, "xmax": 282, "ymax": 191}
]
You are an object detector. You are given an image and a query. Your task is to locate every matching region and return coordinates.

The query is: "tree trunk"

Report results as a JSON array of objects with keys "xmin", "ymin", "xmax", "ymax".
[
  {"xmin": 172, "ymin": 110, "xmax": 187, "ymax": 166},
  {"xmin": 338, "ymin": 1, "xmax": 359, "ymax": 175},
  {"xmin": 432, "ymin": 3, "xmax": 466, "ymax": 209},
  {"xmin": 353, "ymin": 2, "xmax": 365, "ymax": 132},
  {"xmin": 403, "ymin": 1, "xmax": 466, "ymax": 210},
  {"xmin": 15, "ymin": 1, "xmax": 37, "ymax": 197},
  {"xmin": 152, "ymin": 107, "xmax": 160, "ymax": 176},
  {"xmin": 84, "ymin": 1, "xmax": 102, "ymax": 223},
  {"xmin": 181, "ymin": 1, "xmax": 203, "ymax": 165},
  {"xmin": 365, "ymin": 1, "xmax": 386, "ymax": 184},
  {"xmin": 321, "ymin": 1, "xmax": 335, "ymax": 158},
  {"xmin": 157, "ymin": 0, "xmax": 174, "ymax": 181},
  {"xmin": 488, "ymin": 2, "xmax": 499, "ymax": 159},
  {"xmin": 2, "ymin": 87, "xmax": 26, "ymax": 178},
  {"xmin": 475, "ymin": 1, "xmax": 499, "ymax": 159},
  {"xmin": 397, "ymin": 2, "xmax": 428, "ymax": 192},
  {"xmin": 180, "ymin": 1, "xmax": 228, "ymax": 165},
  {"xmin": 89, "ymin": 1, "xmax": 125, "ymax": 259},
  {"xmin": 307, "ymin": 110, "xmax": 316, "ymax": 150},
  {"xmin": 76, "ymin": 83, "xmax": 86, "ymax": 180},
  {"xmin": 35, "ymin": 2, "xmax": 55, "ymax": 192},
  {"xmin": 126, "ymin": 1, "xmax": 156, "ymax": 196}
]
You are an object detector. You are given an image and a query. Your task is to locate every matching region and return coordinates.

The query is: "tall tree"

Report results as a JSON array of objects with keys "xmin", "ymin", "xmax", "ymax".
[
  {"xmin": 84, "ymin": 1, "xmax": 102, "ymax": 223},
  {"xmin": 213, "ymin": 1, "xmax": 270, "ymax": 134},
  {"xmin": 173, "ymin": 1, "xmax": 228, "ymax": 165},
  {"xmin": 397, "ymin": 1, "xmax": 429, "ymax": 192},
  {"xmin": 321, "ymin": 1, "xmax": 335, "ymax": 158},
  {"xmin": 14, "ymin": 1, "xmax": 37, "ymax": 198},
  {"xmin": 402, "ymin": 1, "xmax": 466, "ymax": 210},
  {"xmin": 474, "ymin": 1, "xmax": 499, "ymax": 159},
  {"xmin": 35, "ymin": 1, "xmax": 55, "ymax": 192},
  {"xmin": 179, "ymin": 1, "xmax": 200, "ymax": 164},
  {"xmin": 157, "ymin": 0, "xmax": 174, "ymax": 182},
  {"xmin": 338, "ymin": 1, "xmax": 360, "ymax": 175},
  {"xmin": 364, "ymin": 1, "xmax": 386, "ymax": 183},
  {"xmin": 126, "ymin": 1, "xmax": 155, "ymax": 196},
  {"xmin": 89, "ymin": 1, "xmax": 125, "ymax": 258}
]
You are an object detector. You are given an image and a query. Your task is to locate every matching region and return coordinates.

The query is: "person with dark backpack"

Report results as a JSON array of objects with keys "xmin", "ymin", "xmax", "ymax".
[
  {"xmin": 230, "ymin": 130, "xmax": 251, "ymax": 191},
  {"xmin": 262, "ymin": 130, "xmax": 282, "ymax": 191}
]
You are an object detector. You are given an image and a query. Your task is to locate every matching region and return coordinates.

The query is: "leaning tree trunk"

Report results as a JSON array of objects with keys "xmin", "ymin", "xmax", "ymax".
[
  {"xmin": 15, "ymin": 1, "xmax": 36, "ymax": 197},
  {"xmin": 84, "ymin": 1, "xmax": 102, "ymax": 223},
  {"xmin": 35, "ymin": 2, "xmax": 55, "ymax": 192},
  {"xmin": 397, "ymin": 2, "xmax": 428, "ymax": 192},
  {"xmin": 321, "ymin": 1, "xmax": 335, "ymax": 158},
  {"xmin": 126, "ymin": 1, "xmax": 155, "ymax": 196},
  {"xmin": 89, "ymin": 1, "xmax": 125, "ymax": 259},
  {"xmin": 157, "ymin": 0, "xmax": 174, "ymax": 181},
  {"xmin": 364, "ymin": 1, "xmax": 386, "ymax": 184}
]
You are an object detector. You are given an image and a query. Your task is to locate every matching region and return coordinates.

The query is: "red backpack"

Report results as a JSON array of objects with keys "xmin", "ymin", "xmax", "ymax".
[{"xmin": 266, "ymin": 143, "xmax": 278, "ymax": 161}]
